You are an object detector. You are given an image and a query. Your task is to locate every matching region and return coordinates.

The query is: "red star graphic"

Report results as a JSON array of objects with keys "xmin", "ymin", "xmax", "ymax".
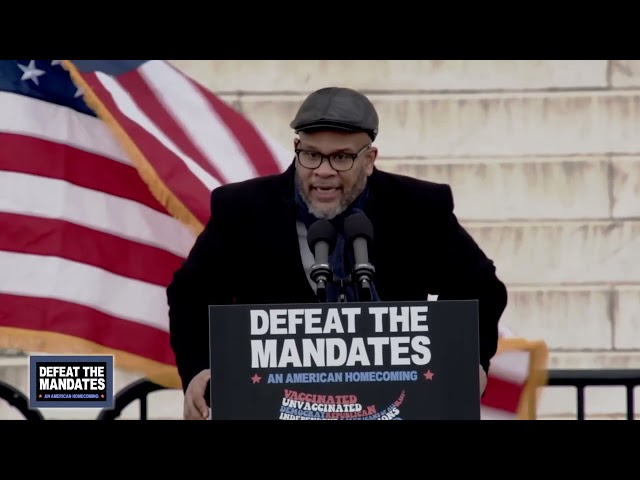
[
  {"xmin": 251, "ymin": 373, "xmax": 262, "ymax": 384},
  {"xmin": 100, "ymin": 394, "xmax": 105, "ymax": 398},
  {"xmin": 423, "ymin": 370, "xmax": 434, "ymax": 380},
  {"xmin": 38, "ymin": 394, "xmax": 42, "ymax": 398}
]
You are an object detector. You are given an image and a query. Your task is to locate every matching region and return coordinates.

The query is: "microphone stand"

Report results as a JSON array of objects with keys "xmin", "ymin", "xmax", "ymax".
[
  {"xmin": 309, "ymin": 262, "xmax": 332, "ymax": 303},
  {"xmin": 309, "ymin": 265, "xmax": 355, "ymax": 303},
  {"xmin": 310, "ymin": 263, "xmax": 374, "ymax": 303},
  {"xmin": 334, "ymin": 275, "xmax": 351, "ymax": 303},
  {"xmin": 352, "ymin": 262, "xmax": 375, "ymax": 302}
]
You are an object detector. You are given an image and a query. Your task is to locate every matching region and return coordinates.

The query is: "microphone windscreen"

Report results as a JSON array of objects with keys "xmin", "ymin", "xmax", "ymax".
[
  {"xmin": 344, "ymin": 212, "xmax": 374, "ymax": 244},
  {"xmin": 307, "ymin": 219, "xmax": 337, "ymax": 254}
]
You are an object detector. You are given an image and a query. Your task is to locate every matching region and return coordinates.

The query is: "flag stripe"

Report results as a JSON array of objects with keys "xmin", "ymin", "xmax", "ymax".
[
  {"xmin": 0, "ymin": 293, "xmax": 174, "ymax": 364},
  {"xmin": 117, "ymin": 65, "xmax": 228, "ymax": 185},
  {"xmin": 193, "ymin": 80, "xmax": 284, "ymax": 178},
  {"xmin": 481, "ymin": 374, "xmax": 524, "ymax": 412},
  {"xmin": 138, "ymin": 61, "xmax": 253, "ymax": 184},
  {"xmin": 486, "ymin": 350, "xmax": 530, "ymax": 385},
  {"xmin": 0, "ymin": 251, "xmax": 170, "ymax": 331},
  {"xmin": 91, "ymin": 70, "xmax": 219, "ymax": 193},
  {"xmin": 0, "ymin": 212, "xmax": 183, "ymax": 287},
  {"xmin": 0, "ymin": 91, "xmax": 130, "ymax": 166},
  {"xmin": 0, "ymin": 132, "xmax": 166, "ymax": 214},
  {"xmin": 85, "ymin": 70, "xmax": 215, "ymax": 224},
  {"xmin": 0, "ymin": 170, "xmax": 194, "ymax": 259}
]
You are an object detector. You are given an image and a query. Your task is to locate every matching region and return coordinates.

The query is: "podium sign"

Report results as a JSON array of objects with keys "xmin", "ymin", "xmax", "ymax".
[{"xmin": 208, "ymin": 300, "xmax": 480, "ymax": 420}]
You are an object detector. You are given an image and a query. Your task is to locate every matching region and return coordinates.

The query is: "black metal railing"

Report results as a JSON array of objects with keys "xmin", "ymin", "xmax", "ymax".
[
  {"xmin": 0, "ymin": 380, "xmax": 45, "ymax": 420},
  {"xmin": 546, "ymin": 369, "xmax": 640, "ymax": 420},
  {"xmin": 2, "ymin": 369, "xmax": 639, "ymax": 420},
  {"xmin": 96, "ymin": 378, "xmax": 168, "ymax": 420}
]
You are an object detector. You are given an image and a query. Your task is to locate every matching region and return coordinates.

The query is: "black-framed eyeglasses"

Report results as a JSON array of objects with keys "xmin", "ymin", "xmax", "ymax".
[{"xmin": 295, "ymin": 143, "xmax": 370, "ymax": 172}]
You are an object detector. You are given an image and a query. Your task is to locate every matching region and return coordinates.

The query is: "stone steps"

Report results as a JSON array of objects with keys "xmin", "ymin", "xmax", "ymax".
[
  {"xmin": 377, "ymin": 156, "xmax": 640, "ymax": 220},
  {"xmin": 500, "ymin": 286, "xmax": 640, "ymax": 349},
  {"xmin": 464, "ymin": 220, "xmax": 640, "ymax": 283},
  {"xmin": 219, "ymin": 91, "xmax": 640, "ymax": 158},
  {"xmin": 170, "ymin": 60, "xmax": 611, "ymax": 92}
]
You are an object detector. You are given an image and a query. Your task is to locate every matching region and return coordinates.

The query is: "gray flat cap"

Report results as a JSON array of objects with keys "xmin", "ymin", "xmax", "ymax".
[{"xmin": 290, "ymin": 87, "xmax": 379, "ymax": 141}]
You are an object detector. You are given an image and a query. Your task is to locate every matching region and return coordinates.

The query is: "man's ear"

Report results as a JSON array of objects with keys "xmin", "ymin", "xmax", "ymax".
[{"xmin": 365, "ymin": 146, "xmax": 378, "ymax": 175}]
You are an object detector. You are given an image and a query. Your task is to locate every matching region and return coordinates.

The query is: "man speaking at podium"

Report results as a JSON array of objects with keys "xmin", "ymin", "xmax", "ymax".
[{"xmin": 167, "ymin": 87, "xmax": 508, "ymax": 420}]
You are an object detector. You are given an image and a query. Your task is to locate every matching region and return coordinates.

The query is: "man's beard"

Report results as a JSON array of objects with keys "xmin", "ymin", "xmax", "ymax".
[{"xmin": 295, "ymin": 167, "xmax": 367, "ymax": 220}]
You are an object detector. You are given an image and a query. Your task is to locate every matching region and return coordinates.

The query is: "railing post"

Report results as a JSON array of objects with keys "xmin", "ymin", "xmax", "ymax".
[
  {"xmin": 140, "ymin": 395, "xmax": 148, "ymax": 420},
  {"xmin": 576, "ymin": 386, "xmax": 585, "ymax": 421},
  {"xmin": 626, "ymin": 386, "xmax": 635, "ymax": 421}
]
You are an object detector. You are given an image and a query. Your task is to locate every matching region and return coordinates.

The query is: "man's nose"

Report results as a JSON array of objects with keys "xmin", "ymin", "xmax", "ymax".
[{"xmin": 314, "ymin": 158, "xmax": 338, "ymax": 176}]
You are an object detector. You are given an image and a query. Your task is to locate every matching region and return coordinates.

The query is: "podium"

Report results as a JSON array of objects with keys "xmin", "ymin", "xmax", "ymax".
[{"xmin": 208, "ymin": 300, "xmax": 480, "ymax": 420}]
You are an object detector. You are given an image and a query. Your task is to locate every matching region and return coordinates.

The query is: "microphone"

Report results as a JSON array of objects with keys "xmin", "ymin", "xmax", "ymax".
[
  {"xmin": 344, "ymin": 212, "xmax": 375, "ymax": 302},
  {"xmin": 307, "ymin": 219, "xmax": 337, "ymax": 303}
]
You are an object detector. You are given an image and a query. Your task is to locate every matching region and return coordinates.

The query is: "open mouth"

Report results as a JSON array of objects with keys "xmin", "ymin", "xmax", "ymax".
[{"xmin": 311, "ymin": 186, "xmax": 341, "ymax": 200}]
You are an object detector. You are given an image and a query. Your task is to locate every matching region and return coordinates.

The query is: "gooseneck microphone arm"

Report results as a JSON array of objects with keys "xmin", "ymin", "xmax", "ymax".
[
  {"xmin": 307, "ymin": 220, "xmax": 337, "ymax": 303},
  {"xmin": 344, "ymin": 212, "xmax": 376, "ymax": 302}
]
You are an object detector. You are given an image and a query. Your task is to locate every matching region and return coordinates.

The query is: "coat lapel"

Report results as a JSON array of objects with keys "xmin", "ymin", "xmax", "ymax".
[{"xmin": 263, "ymin": 163, "xmax": 318, "ymax": 304}]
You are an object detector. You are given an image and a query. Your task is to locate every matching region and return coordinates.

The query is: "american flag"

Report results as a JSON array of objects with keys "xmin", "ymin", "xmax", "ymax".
[{"xmin": 0, "ymin": 59, "xmax": 547, "ymax": 416}]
